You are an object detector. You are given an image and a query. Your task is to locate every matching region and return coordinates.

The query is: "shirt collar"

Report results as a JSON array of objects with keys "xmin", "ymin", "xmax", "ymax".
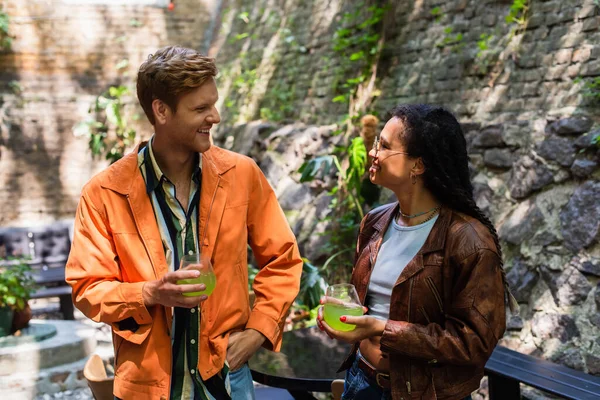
[{"xmin": 143, "ymin": 137, "xmax": 202, "ymax": 194}]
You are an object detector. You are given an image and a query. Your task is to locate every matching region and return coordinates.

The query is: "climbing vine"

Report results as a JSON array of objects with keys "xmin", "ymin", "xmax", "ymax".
[
  {"xmin": 74, "ymin": 83, "xmax": 138, "ymax": 164},
  {"xmin": 0, "ymin": 7, "xmax": 11, "ymax": 50}
]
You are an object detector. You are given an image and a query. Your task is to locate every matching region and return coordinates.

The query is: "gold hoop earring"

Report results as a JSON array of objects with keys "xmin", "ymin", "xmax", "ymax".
[{"xmin": 410, "ymin": 172, "xmax": 417, "ymax": 185}]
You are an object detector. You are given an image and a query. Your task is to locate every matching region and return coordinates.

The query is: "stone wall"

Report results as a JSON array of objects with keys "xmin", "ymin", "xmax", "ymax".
[
  {"xmin": 212, "ymin": 1, "xmax": 600, "ymax": 377},
  {"xmin": 212, "ymin": 0, "xmax": 600, "ymax": 126}
]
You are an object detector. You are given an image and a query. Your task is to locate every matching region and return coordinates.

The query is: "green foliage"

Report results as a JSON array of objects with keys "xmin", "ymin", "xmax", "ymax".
[
  {"xmin": 259, "ymin": 83, "xmax": 296, "ymax": 122},
  {"xmin": 297, "ymin": 259, "xmax": 328, "ymax": 310},
  {"xmin": 0, "ymin": 8, "xmax": 11, "ymax": 50},
  {"xmin": 247, "ymin": 264, "xmax": 259, "ymax": 292},
  {"xmin": 8, "ymin": 80, "xmax": 21, "ymax": 94},
  {"xmin": 505, "ymin": 0, "xmax": 529, "ymax": 26},
  {"xmin": 0, "ymin": 259, "xmax": 36, "ymax": 311},
  {"xmin": 129, "ymin": 18, "xmax": 143, "ymax": 28},
  {"xmin": 74, "ymin": 83, "xmax": 137, "ymax": 164},
  {"xmin": 575, "ymin": 76, "xmax": 600, "ymax": 103},
  {"xmin": 436, "ymin": 27, "xmax": 464, "ymax": 52},
  {"xmin": 473, "ymin": 33, "xmax": 501, "ymax": 75},
  {"xmin": 298, "ymin": 137, "xmax": 368, "ymax": 281},
  {"xmin": 331, "ymin": 3, "xmax": 386, "ymax": 119},
  {"xmin": 430, "ymin": 6, "xmax": 443, "ymax": 23}
]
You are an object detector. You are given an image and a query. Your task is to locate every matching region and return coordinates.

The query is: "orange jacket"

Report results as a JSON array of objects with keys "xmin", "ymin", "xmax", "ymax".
[{"xmin": 66, "ymin": 143, "xmax": 302, "ymax": 399}]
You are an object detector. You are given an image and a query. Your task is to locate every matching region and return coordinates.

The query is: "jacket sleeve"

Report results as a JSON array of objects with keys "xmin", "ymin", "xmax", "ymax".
[
  {"xmin": 65, "ymin": 189, "xmax": 153, "ymax": 344},
  {"xmin": 379, "ymin": 248, "xmax": 506, "ymax": 366},
  {"xmin": 245, "ymin": 162, "xmax": 303, "ymax": 351}
]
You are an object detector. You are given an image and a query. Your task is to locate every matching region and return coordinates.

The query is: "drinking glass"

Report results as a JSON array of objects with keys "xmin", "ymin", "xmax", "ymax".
[
  {"xmin": 177, "ymin": 253, "xmax": 216, "ymax": 297},
  {"xmin": 322, "ymin": 283, "xmax": 364, "ymax": 331}
]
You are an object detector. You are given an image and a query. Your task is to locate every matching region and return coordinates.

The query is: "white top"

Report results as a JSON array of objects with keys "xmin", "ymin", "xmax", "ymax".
[{"xmin": 366, "ymin": 214, "xmax": 439, "ymax": 320}]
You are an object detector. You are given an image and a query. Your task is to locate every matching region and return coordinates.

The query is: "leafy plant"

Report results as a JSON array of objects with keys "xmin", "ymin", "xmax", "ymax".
[
  {"xmin": 430, "ymin": 6, "xmax": 443, "ymax": 23},
  {"xmin": 0, "ymin": 259, "xmax": 36, "ymax": 311},
  {"xmin": 506, "ymin": 0, "xmax": 529, "ymax": 26},
  {"xmin": 436, "ymin": 27, "xmax": 464, "ymax": 52},
  {"xmin": 74, "ymin": 84, "xmax": 137, "ymax": 164},
  {"xmin": 331, "ymin": 3, "xmax": 387, "ymax": 133},
  {"xmin": 575, "ymin": 76, "xmax": 600, "ymax": 103},
  {"xmin": 0, "ymin": 7, "xmax": 11, "ymax": 50},
  {"xmin": 297, "ymin": 259, "xmax": 328, "ymax": 310},
  {"xmin": 298, "ymin": 136, "xmax": 368, "ymax": 281}
]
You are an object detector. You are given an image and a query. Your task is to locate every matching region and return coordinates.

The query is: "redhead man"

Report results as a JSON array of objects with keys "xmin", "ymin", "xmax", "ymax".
[{"xmin": 66, "ymin": 46, "xmax": 302, "ymax": 400}]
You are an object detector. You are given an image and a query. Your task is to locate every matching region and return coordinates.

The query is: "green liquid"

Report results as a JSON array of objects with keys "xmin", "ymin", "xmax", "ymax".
[
  {"xmin": 323, "ymin": 304, "xmax": 364, "ymax": 331},
  {"xmin": 177, "ymin": 273, "xmax": 216, "ymax": 297}
]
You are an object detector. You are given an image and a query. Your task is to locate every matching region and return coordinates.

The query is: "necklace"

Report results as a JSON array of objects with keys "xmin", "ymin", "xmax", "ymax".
[
  {"xmin": 419, "ymin": 208, "xmax": 440, "ymax": 224},
  {"xmin": 398, "ymin": 204, "xmax": 441, "ymax": 219}
]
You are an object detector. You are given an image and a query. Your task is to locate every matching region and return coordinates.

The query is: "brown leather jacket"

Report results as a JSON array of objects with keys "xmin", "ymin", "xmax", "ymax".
[{"xmin": 339, "ymin": 203, "xmax": 506, "ymax": 400}]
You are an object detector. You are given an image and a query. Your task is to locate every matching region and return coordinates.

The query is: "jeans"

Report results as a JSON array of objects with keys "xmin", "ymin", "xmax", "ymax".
[
  {"xmin": 342, "ymin": 353, "xmax": 472, "ymax": 400},
  {"xmin": 115, "ymin": 364, "xmax": 255, "ymax": 400},
  {"xmin": 229, "ymin": 363, "xmax": 256, "ymax": 400}
]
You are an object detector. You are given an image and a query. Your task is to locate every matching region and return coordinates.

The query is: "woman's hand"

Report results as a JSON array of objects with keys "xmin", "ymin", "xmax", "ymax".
[{"xmin": 316, "ymin": 300, "xmax": 386, "ymax": 344}]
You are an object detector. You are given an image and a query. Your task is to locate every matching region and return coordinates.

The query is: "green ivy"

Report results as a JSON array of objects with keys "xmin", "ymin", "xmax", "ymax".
[
  {"xmin": 74, "ymin": 83, "xmax": 137, "ymax": 164},
  {"xmin": 430, "ymin": 6, "xmax": 443, "ymax": 23},
  {"xmin": 436, "ymin": 27, "xmax": 464, "ymax": 52},
  {"xmin": 506, "ymin": 0, "xmax": 529, "ymax": 26},
  {"xmin": 0, "ymin": 7, "xmax": 11, "ymax": 50},
  {"xmin": 575, "ymin": 77, "xmax": 600, "ymax": 103},
  {"xmin": 331, "ymin": 3, "xmax": 386, "ymax": 114}
]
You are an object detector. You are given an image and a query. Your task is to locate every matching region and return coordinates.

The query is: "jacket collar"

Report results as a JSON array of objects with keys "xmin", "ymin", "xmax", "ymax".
[
  {"xmin": 101, "ymin": 142, "xmax": 235, "ymax": 195},
  {"xmin": 372, "ymin": 202, "xmax": 453, "ymax": 255}
]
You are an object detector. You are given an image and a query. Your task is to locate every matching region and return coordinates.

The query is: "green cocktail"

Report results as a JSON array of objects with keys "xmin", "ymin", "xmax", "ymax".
[
  {"xmin": 323, "ymin": 303, "xmax": 364, "ymax": 331},
  {"xmin": 178, "ymin": 272, "xmax": 216, "ymax": 297}
]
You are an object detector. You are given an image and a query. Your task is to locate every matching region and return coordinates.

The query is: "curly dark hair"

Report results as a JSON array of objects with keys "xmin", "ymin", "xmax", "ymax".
[{"xmin": 388, "ymin": 104, "xmax": 516, "ymax": 310}]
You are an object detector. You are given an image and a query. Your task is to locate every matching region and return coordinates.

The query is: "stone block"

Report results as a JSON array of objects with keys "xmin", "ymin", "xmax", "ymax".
[
  {"xmin": 571, "ymin": 159, "xmax": 598, "ymax": 178},
  {"xmin": 555, "ymin": 49, "xmax": 574, "ymax": 64},
  {"xmin": 581, "ymin": 59, "xmax": 600, "ymax": 76},
  {"xmin": 546, "ymin": 117, "xmax": 594, "ymax": 135},
  {"xmin": 560, "ymin": 181, "xmax": 600, "ymax": 251},
  {"xmin": 484, "ymin": 148, "xmax": 513, "ymax": 168},
  {"xmin": 582, "ymin": 16, "xmax": 600, "ymax": 31},
  {"xmin": 537, "ymin": 136, "xmax": 576, "ymax": 166},
  {"xmin": 499, "ymin": 201, "xmax": 544, "ymax": 245},
  {"xmin": 577, "ymin": 5, "xmax": 598, "ymax": 20},
  {"xmin": 531, "ymin": 312, "xmax": 579, "ymax": 342},
  {"xmin": 508, "ymin": 156, "xmax": 555, "ymax": 199},
  {"xmin": 573, "ymin": 46, "xmax": 592, "ymax": 62}
]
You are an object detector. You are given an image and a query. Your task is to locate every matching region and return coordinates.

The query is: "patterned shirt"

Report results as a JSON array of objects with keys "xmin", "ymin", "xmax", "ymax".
[{"xmin": 138, "ymin": 140, "xmax": 230, "ymax": 400}]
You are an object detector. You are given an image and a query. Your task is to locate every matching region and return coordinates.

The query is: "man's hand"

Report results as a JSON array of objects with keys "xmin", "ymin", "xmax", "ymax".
[
  {"xmin": 226, "ymin": 329, "xmax": 266, "ymax": 371},
  {"xmin": 142, "ymin": 269, "xmax": 208, "ymax": 308}
]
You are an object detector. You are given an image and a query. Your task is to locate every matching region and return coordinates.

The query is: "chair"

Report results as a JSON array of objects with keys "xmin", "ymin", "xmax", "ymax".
[
  {"xmin": 331, "ymin": 379, "xmax": 345, "ymax": 400},
  {"xmin": 83, "ymin": 354, "xmax": 114, "ymax": 400}
]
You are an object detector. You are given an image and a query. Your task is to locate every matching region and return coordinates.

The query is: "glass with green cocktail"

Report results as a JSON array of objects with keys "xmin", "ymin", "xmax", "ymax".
[
  {"xmin": 177, "ymin": 253, "xmax": 216, "ymax": 297},
  {"xmin": 323, "ymin": 283, "xmax": 364, "ymax": 331}
]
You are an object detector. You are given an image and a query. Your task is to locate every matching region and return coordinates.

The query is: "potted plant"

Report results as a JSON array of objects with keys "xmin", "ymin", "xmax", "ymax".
[{"xmin": 0, "ymin": 258, "xmax": 36, "ymax": 337}]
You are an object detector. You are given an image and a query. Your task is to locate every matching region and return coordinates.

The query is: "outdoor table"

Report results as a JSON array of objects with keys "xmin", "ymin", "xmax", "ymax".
[{"xmin": 249, "ymin": 326, "xmax": 352, "ymax": 399}]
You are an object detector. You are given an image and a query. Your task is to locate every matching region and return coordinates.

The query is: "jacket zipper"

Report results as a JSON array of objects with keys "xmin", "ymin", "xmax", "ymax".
[
  {"xmin": 419, "ymin": 306, "xmax": 431, "ymax": 324},
  {"xmin": 407, "ymin": 278, "xmax": 414, "ymax": 396},
  {"xmin": 426, "ymin": 276, "xmax": 444, "ymax": 314}
]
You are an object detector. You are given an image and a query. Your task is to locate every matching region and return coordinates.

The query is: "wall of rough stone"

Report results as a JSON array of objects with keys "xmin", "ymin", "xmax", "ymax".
[{"xmin": 210, "ymin": 0, "xmax": 600, "ymax": 378}]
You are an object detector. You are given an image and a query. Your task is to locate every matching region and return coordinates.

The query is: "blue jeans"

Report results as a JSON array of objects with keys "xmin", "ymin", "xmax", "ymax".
[
  {"xmin": 114, "ymin": 364, "xmax": 255, "ymax": 400},
  {"xmin": 229, "ymin": 363, "xmax": 255, "ymax": 400},
  {"xmin": 343, "ymin": 353, "xmax": 472, "ymax": 400}
]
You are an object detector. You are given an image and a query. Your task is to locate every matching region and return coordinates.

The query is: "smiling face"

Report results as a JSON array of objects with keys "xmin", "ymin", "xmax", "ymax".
[
  {"xmin": 368, "ymin": 117, "xmax": 419, "ymax": 190},
  {"xmin": 154, "ymin": 78, "xmax": 220, "ymax": 154}
]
